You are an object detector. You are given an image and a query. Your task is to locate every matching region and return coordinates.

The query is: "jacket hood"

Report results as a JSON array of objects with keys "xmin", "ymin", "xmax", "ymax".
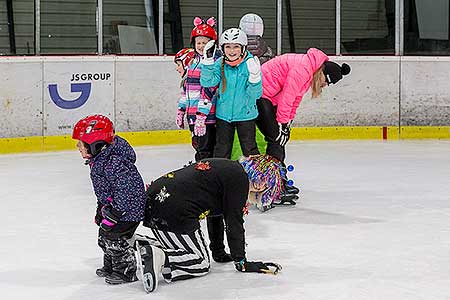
[
  {"xmin": 94, "ymin": 136, "xmax": 136, "ymax": 163},
  {"xmin": 305, "ymin": 48, "xmax": 329, "ymax": 75}
]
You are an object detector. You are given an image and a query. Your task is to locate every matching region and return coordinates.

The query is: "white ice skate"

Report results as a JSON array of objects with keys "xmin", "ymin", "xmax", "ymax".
[
  {"xmin": 136, "ymin": 243, "xmax": 166, "ymax": 293},
  {"xmin": 134, "ymin": 241, "xmax": 145, "ymax": 281}
]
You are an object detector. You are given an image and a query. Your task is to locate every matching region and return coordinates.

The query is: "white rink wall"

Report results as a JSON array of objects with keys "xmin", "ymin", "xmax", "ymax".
[{"xmin": 1, "ymin": 55, "xmax": 450, "ymax": 138}]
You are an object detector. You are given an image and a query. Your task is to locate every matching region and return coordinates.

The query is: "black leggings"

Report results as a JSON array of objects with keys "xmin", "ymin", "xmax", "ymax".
[
  {"xmin": 189, "ymin": 124, "xmax": 216, "ymax": 161},
  {"xmin": 214, "ymin": 119, "xmax": 259, "ymax": 159},
  {"xmin": 255, "ymin": 98, "xmax": 286, "ymax": 162}
]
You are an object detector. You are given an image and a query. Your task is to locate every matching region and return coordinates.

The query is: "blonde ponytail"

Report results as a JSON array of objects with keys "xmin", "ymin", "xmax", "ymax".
[{"xmin": 311, "ymin": 65, "xmax": 324, "ymax": 99}]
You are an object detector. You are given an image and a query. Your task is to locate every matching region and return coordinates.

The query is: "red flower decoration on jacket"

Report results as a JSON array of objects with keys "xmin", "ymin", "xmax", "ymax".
[{"xmin": 195, "ymin": 161, "xmax": 211, "ymax": 171}]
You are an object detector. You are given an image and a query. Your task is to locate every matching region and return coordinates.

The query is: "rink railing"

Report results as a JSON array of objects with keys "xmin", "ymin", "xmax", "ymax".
[{"xmin": 1, "ymin": 55, "xmax": 450, "ymax": 154}]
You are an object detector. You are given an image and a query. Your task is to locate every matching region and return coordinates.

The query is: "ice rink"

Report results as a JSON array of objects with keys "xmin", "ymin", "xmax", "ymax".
[{"xmin": 2, "ymin": 140, "xmax": 450, "ymax": 300}]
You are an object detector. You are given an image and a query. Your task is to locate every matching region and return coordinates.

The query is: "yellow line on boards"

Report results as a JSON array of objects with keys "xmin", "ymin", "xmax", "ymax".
[{"xmin": 0, "ymin": 126, "xmax": 449, "ymax": 154}]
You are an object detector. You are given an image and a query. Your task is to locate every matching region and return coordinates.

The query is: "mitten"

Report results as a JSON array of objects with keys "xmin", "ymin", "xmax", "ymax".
[
  {"xmin": 202, "ymin": 40, "xmax": 217, "ymax": 66},
  {"xmin": 100, "ymin": 205, "xmax": 125, "ymax": 231},
  {"xmin": 94, "ymin": 202, "xmax": 103, "ymax": 226},
  {"xmin": 275, "ymin": 122, "xmax": 291, "ymax": 147},
  {"xmin": 235, "ymin": 259, "xmax": 282, "ymax": 275},
  {"xmin": 176, "ymin": 109, "xmax": 185, "ymax": 129},
  {"xmin": 246, "ymin": 56, "xmax": 261, "ymax": 84},
  {"xmin": 194, "ymin": 113, "xmax": 207, "ymax": 136}
]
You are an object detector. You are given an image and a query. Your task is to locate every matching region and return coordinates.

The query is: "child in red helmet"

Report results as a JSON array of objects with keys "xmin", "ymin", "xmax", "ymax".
[
  {"xmin": 72, "ymin": 114, "xmax": 147, "ymax": 285},
  {"xmin": 174, "ymin": 48, "xmax": 195, "ymax": 82}
]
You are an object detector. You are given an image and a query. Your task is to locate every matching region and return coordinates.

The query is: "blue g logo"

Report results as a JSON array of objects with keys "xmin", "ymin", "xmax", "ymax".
[{"xmin": 48, "ymin": 83, "xmax": 92, "ymax": 109}]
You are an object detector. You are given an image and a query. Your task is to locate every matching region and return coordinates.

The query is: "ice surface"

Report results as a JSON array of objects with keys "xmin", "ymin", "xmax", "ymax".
[{"xmin": 1, "ymin": 140, "xmax": 450, "ymax": 300}]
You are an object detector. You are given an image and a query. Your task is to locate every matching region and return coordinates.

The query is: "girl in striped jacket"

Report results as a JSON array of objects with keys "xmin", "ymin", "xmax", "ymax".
[{"xmin": 176, "ymin": 17, "xmax": 220, "ymax": 161}]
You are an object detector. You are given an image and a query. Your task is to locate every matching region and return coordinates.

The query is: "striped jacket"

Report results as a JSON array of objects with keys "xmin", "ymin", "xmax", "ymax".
[{"xmin": 178, "ymin": 53, "xmax": 220, "ymax": 125}]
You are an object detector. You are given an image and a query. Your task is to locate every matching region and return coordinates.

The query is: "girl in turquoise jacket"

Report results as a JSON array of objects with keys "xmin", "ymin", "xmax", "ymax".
[{"xmin": 200, "ymin": 28, "xmax": 262, "ymax": 159}]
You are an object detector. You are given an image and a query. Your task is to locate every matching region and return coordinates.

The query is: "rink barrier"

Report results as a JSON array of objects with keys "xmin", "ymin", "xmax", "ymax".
[{"xmin": 1, "ymin": 126, "xmax": 449, "ymax": 154}]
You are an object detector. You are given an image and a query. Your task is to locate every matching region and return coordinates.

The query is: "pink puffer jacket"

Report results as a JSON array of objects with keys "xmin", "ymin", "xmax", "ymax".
[{"xmin": 261, "ymin": 48, "xmax": 328, "ymax": 123}]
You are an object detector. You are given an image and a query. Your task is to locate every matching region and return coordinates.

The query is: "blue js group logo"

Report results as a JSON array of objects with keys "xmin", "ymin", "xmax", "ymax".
[{"xmin": 48, "ymin": 72, "xmax": 112, "ymax": 109}]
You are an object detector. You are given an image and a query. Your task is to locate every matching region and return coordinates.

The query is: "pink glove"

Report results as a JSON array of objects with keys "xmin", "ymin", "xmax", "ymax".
[
  {"xmin": 194, "ymin": 113, "xmax": 207, "ymax": 136},
  {"xmin": 176, "ymin": 109, "xmax": 185, "ymax": 129}
]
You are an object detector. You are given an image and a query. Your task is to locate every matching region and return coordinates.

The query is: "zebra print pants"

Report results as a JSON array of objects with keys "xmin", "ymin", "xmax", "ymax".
[{"xmin": 150, "ymin": 227, "xmax": 211, "ymax": 282}]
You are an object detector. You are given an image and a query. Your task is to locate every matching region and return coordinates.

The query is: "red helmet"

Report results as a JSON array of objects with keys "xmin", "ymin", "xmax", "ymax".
[
  {"xmin": 72, "ymin": 114, "xmax": 114, "ymax": 145},
  {"xmin": 174, "ymin": 48, "xmax": 195, "ymax": 69},
  {"xmin": 190, "ymin": 16, "xmax": 217, "ymax": 43}
]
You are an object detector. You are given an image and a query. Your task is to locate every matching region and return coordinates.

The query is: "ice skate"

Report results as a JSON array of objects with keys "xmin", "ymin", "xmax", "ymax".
[
  {"xmin": 135, "ymin": 241, "xmax": 144, "ymax": 280},
  {"xmin": 105, "ymin": 272, "xmax": 137, "ymax": 285},
  {"xmin": 285, "ymin": 184, "xmax": 300, "ymax": 195},
  {"xmin": 95, "ymin": 266, "xmax": 112, "ymax": 277},
  {"xmin": 137, "ymin": 243, "xmax": 166, "ymax": 293},
  {"xmin": 273, "ymin": 192, "xmax": 298, "ymax": 206}
]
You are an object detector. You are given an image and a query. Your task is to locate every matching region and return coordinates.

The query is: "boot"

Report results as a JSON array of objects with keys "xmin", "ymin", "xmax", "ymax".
[
  {"xmin": 96, "ymin": 254, "xmax": 113, "ymax": 277},
  {"xmin": 285, "ymin": 184, "xmax": 300, "ymax": 194},
  {"xmin": 96, "ymin": 266, "xmax": 112, "ymax": 277},
  {"xmin": 212, "ymin": 249, "xmax": 233, "ymax": 263},
  {"xmin": 273, "ymin": 192, "xmax": 299, "ymax": 206},
  {"xmin": 137, "ymin": 244, "xmax": 167, "ymax": 293},
  {"xmin": 105, "ymin": 272, "xmax": 137, "ymax": 284}
]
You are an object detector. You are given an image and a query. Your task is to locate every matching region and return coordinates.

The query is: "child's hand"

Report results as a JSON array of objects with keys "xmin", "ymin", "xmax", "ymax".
[
  {"xmin": 94, "ymin": 202, "xmax": 103, "ymax": 226},
  {"xmin": 246, "ymin": 56, "xmax": 261, "ymax": 83},
  {"xmin": 194, "ymin": 113, "xmax": 207, "ymax": 136},
  {"xmin": 100, "ymin": 205, "xmax": 125, "ymax": 231},
  {"xmin": 235, "ymin": 259, "xmax": 282, "ymax": 274},
  {"xmin": 202, "ymin": 40, "xmax": 216, "ymax": 65},
  {"xmin": 176, "ymin": 109, "xmax": 185, "ymax": 129}
]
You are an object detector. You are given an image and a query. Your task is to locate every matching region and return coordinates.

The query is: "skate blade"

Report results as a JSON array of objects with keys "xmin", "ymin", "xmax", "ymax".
[
  {"xmin": 143, "ymin": 272, "xmax": 155, "ymax": 293},
  {"xmin": 140, "ymin": 245, "xmax": 158, "ymax": 293}
]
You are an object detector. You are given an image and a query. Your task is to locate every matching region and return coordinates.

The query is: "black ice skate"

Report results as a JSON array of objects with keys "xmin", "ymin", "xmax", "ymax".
[
  {"xmin": 135, "ymin": 242, "xmax": 166, "ymax": 293},
  {"xmin": 285, "ymin": 184, "xmax": 300, "ymax": 195},
  {"xmin": 96, "ymin": 266, "xmax": 112, "ymax": 277},
  {"xmin": 105, "ymin": 272, "xmax": 137, "ymax": 285},
  {"xmin": 273, "ymin": 192, "xmax": 299, "ymax": 206}
]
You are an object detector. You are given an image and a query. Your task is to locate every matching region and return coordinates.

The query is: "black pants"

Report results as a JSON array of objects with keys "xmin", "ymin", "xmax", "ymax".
[
  {"xmin": 189, "ymin": 124, "xmax": 216, "ymax": 161},
  {"xmin": 255, "ymin": 98, "xmax": 286, "ymax": 162},
  {"xmin": 214, "ymin": 118, "xmax": 259, "ymax": 159},
  {"xmin": 98, "ymin": 222, "xmax": 139, "ymax": 281},
  {"xmin": 206, "ymin": 215, "xmax": 226, "ymax": 255}
]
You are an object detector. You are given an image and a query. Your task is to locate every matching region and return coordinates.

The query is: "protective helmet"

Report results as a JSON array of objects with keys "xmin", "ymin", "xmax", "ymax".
[
  {"xmin": 72, "ymin": 115, "xmax": 114, "ymax": 157},
  {"xmin": 239, "ymin": 13, "xmax": 264, "ymax": 37},
  {"xmin": 190, "ymin": 16, "xmax": 217, "ymax": 43},
  {"xmin": 174, "ymin": 48, "xmax": 195, "ymax": 69},
  {"xmin": 219, "ymin": 28, "xmax": 248, "ymax": 47}
]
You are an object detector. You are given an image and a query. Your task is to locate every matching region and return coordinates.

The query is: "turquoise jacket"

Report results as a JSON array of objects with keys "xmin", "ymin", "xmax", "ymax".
[{"xmin": 200, "ymin": 51, "xmax": 262, "ymax": 122}]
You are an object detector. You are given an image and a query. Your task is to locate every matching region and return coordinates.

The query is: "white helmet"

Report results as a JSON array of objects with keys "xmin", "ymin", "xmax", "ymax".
[
  {"xmin": 239, "ymin": 13, "xmax": 264, "ymax": 37},
  {"xmin": 219, "ymin": 28, "xmax": 248, "ymax": 47}
]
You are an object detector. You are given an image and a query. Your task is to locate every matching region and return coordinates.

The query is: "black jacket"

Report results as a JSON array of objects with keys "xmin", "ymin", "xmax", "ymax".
[{"xmin": 143, "ymin": 158, "xmax": 249, "ymax": 261}]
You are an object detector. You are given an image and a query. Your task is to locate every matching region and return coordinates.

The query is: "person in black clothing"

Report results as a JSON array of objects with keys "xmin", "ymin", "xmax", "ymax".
[{"xmin": 136, "ymin": 154, "xmax": 284, "ymax": 293}]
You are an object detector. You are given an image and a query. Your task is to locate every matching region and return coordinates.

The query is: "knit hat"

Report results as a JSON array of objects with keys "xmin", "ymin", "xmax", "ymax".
[{"xmin": 323, "ymin": 61, "xmax": 351, "ymax": 85}]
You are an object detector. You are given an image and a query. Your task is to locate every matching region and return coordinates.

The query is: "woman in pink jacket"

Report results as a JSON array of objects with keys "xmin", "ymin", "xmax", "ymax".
[{"xmin": 256, "ymin": 48, "xmax": 350, "ymax": 197}]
